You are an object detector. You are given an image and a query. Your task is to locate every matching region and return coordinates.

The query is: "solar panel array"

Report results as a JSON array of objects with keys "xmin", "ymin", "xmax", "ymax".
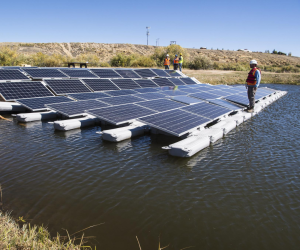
[
  {"xmin": 44, "ymin": 79, "xmax": 91, "ymax": 95},
  {"xmin": 90, "ymin": 69, "xmax": 121, "ymax": 78},
  {"xmin": 105, "ymin": 89, "xmax": 138, "ymax": 96},
  {"xmin": 168, "ymin": 78, "xmax": 185, "ymax": 86},
  {"xmin": 82, "ymin": 79, "xmax": 120, "ymax": 92},
  {"xmin": 111, "ymin": 79, "xmax": 141, "ymax": 89},
  {"xmin": 152, "ymin": 78, "xmax": 174, "ymax": 87},
  {"xmin": 99, "ymin": 95, "xmax": 145, "ymax": 105},
  {"xmin": 59, "ymin": 69, "xmax": 98, "ymax": 78},
  {"xmin": 67, "ymin": 92, "xmax": 110, "ymax": 101},
  {"xmin": 165, "ymin": 70, "xmax": 182, "ymax": 77},
  {"xmin": 23, "ymin": 68, "xmax": 68, "ymax": 79},
  {"xmin": 190, "ymin": 92, "xmax": 222, "ymax": 100},
  {"xmin": 171, "ymin": 96, "xmax": 203, "ymax": 105},
  {"xmin": 134, "ymin": 87, "xmax": 159, "ymax": 93},
  {"xmin": 134, "ymin": 69, "xmax": 157, "ymax": 78},
  {"xmin": 134, "ymin": 79, "xmax": 158, "ymax": 88},
  {"xmin": 115, "ymin": 70, "xmax": 141, "ymax": 79},
  {"xmin": 151, "ymin": 69, "xmax": 170, "ymax": 77},
  {"xmin": 134, "ymin": 92, "xmax": 167, "ymax": 100},
  {"xmin": 0, "ymin": 70, "xmax": 30, "ymax": 81},
  {"xmin": 137, "ymin": 99, "xmax": 185, "ymax": 112},
  {"xmin": 208, "ymin": 99, "xmax": 242, "ymax": 111}
]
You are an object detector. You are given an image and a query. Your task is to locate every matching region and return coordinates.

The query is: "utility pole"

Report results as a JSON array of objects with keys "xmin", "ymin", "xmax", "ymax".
[
  {"xmin": 146, "ymin": 27, "xmax": 150, "ymax": 45},
  {"xmin": 156, "ymin": 38, "xmax": 159, "ymax": 46}
]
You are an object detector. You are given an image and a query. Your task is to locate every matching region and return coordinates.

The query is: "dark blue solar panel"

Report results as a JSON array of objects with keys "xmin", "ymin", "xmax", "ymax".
[
  {"xmin": 134, "ymin": 69, "xmax": 157, "ymax": 78},
  {"xmin": 59, "ymin": 69, "xmax": 98, "ymax": 78},
  {"xmin": 0, "ymin": 69, "xmax": 30, "ymax": 81},
  {"xmin": 90, "ymin": 69, "xmax": 122, "ymax": 78},
  {"xmin": 105, "ymin": 89, "xmax": 138, "ymax": 96},
  {"xmin": 99, "ymin": 95, "xmax": 145, "ymax": 105},
  {"xmin": 134, "ymin": 79, "xmax": 158, "ymax": 88},
  {"xmin": 181, "ymin": 102, "xmax": 231, "ymax": 120},
  {"xmin": 44, "ymin": 79, "xmax": 91, "ymax": 95},
  {"xmin": 138, "ymin": 109, "xmax": 210, "ymax": 137},
  {"xmin": 133, "ymin": 87, "xmax": 160, "ymax": 93},
  {"xmin": 86, "ymin": 104, "xmax": 157, "ymax": 125},
  {"xmin": 111, "ymin": 79, "xmax": 141, "ymax": 89},
  {"xmin": 224, "ymin": 94, "xmax": 249, "ymax": 106},
  {"xmin": 136, "ymin": 99, "xmax": 185, "ymax": 112},
  {"xmin": 134, "ymin": 92, "xmax": 167, "ymax": 100},
  {"xmin": 151, "ymin": 69, "xmax": 170, "ymax": 77},
  {"xmin": 206, "ymin": 89, "xmax": 232, "ymax": 97},
  {"xmin": 16, "ymin": 96, "xmax": 72, "ymax": 111},
  {"xmin": 180, "ymin": 88, "xmax": 201, "ymax": 94},
  {"xmin": 152, "ymin": 78, "xmax": 174, "ymax": 87},
  {"xmin": 165, "ymin": 70, "xmax": 182, "ymax": 77},
  {"xmin": 67, "ymin": 92, "xmax": 110, "ymax": 100},
  {"xmin": 23, "ymin": 68, "xmax": 68, "ymax": 79},
  {"xmin": 162, "ymin": 90, "xmax": 188, "ymax": 96},
  {"xmin": 209, "ymin": 99, "xmax": 242, "ymax": 111},
  {"xmin": 189, "ymin": 92, "xmax": 222, "ymax": 100},
  {"xmin": 168, "ymin": 78, "xmax": 185, "ymax": 86},
  {"xmin": 115, "ymin": 70, "xmax": 141, "ymax": 78},
  {"xmin": 170, "ymin": 96, "xmax": 203, "ymax": 105},
  {"xmin": 178, "ymin": 77, "xmax": 197, "ymax": 85},
  {"xmin": 81, "ymin": 79, "xmax": 120, "ymax": 92}
]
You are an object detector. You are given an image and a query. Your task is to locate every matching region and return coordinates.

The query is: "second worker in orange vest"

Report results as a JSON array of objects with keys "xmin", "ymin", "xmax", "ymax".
[
  {"xmin": 164, "ymin": 54, "xmax": 170, "ymax": 70},
  {"xmin": 173, "ymin": 55, "xmax": 179, "ymax": 70}
]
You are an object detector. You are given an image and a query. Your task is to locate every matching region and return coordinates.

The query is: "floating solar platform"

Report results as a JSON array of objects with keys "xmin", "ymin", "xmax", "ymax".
[
  {"xmin": 115, "ymin": 70, "xmax": 141, "ymax": 79},
  {"xmin": 189, "ymin": 91, "xmax": 222, "ymax": 100},
  {"xmin": 111, "ymin": 79, "xmax": 141, "ymax": 89},
  {"xmin": 105, "ymin": 89, "xmax": 138, "ymax": 97},
  {"xmin": 46, "ymin": 99, "xmax": 108, "ymax": 117},
  {"xmin": 179, "ymin": 78, "xmax": 197, "ymax": 85},
  {"xmin": 152, "ymin": 78, "xmax": 174, "ymax": 87},
  {"xmin": 165, "ymin": 70, "xmax": 182, "ymax": 77},
  {"xmin": 181, "ymin": 102, "xmax": 231, "ymax": 120},
  {"xmin": 151, "ymin": 69, "xmax": 170, "ymax": 77},
  {"xmin": 208, "ymin": 99, "xmax": 243, "ymax": 111},
  {"xmin": 134, "ymin": 69, "xmax": 157, "ymax": 78},
  {"xmin": 67, "ymin": 92, "xmax": 111, "ymax": 101},
  {"xmin": 44, "ymin": 79, "xmax": 92, "ymax": 95},
  {"xmin": 23, "ymin": 68, "xmax": 68, "ymax": 79},
  {"xmin": 168, "ymin": 78, "xmax": 185, "ymax": 86},
  {"xmin": 0, "ymin": 81, "xmax": 54, "ymax": 101},
  {"xmin": 136, "ymin": 98, "xmax": 185, "ymax": 112},
  {"xmin": 138, "ymin": 109, "xmax": 210, "ymax": 137},
  {"xmin": 86, "ymin": 104, "xmax": 157, "ymax": 125},
  {"xmin": 133, "ymin": 87, "xmax": 160, "ymax": 93},
  {"xmin": 134, "ymin": 79, "xmax": 158, "ymax": 88},
  {"xmin": 90, "ymin": 69, "xmax": 122, "ymax": 78},
  {"xmin": 16, "ymin": 96, "xmax": 72, "ymax": 111},
  {"xmin": 0, "ymin": 69, "xmax": 30, "ymax": 81},
  {"xmin": 170, "ymin": 96, "xmax": 203, "ymax": 105},
  {"xmin": 59, "ymin": 69, "xmax": 98, "ymax": 78},
  {"xmin": 134, "ymin": 92, "xmax": 167, "ymax": 100},
  {"xmin": 99, "ymin": 95, "xmax": 145, "ymax": 106},
  {"xmin": 81, "ymin": 79, "xmax": 120, "ymax": 92},
  {"xmin": 162, "ymin": 90, "xmax": 188, "ymax": 96}
]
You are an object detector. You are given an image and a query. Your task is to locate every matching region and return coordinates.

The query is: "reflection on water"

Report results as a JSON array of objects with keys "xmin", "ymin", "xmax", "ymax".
[{"xmin": 1, "ymin": 84, "xmax": 300, "ymax": 250}]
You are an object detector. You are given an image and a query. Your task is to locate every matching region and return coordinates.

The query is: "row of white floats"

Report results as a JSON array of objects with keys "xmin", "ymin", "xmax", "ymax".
[{"xmin": 1, "ymin": 90, "xmax": 287, "ymax": 157}]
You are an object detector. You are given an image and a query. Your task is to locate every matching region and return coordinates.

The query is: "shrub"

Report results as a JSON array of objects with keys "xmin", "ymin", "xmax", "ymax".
[{"xmin": 188, "ymin": 55, "xmax": 213, "ymax": 70}]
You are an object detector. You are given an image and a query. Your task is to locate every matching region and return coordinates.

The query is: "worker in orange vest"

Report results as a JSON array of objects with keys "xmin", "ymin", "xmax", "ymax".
[
  {"xmin": 164, "ymin": 54, "xmax": 170, "ymax": 69},
  {"xmin": 173, "ymin": 54, "xmax": 179, "ymax": 70}
]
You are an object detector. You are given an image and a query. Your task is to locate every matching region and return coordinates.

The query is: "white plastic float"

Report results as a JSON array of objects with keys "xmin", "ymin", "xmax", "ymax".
[
  {"xmin": 0, "ymin": 101, "xmax": 27, "ymax": 112},
  {"xmin": 52, "ymin": 115, "xmax": 98, "ymax": 131},
  {"xmin": 16, "ymin": 111, "xmax": 58, "ymax": 122}
]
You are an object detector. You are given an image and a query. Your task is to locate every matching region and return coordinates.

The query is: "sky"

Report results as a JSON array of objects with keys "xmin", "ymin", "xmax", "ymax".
[{"xmin": 2, "ymin": 0, "xmax": 300, "ymax": 56}]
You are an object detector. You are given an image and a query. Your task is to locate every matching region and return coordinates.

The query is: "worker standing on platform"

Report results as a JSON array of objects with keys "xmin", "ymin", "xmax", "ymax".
[
  {"xmin": 173, "ymin": 54, "xmax": 179, "ymax": 70},
  {"xmin": 179, "ymin": 53, "xmax": 183, "ymax": 72},
  {"xmin": 245, "ymin": 60, "xmax": 261, "ymax": 113},
  {"xmin": 164, "ymin": 54, "xmax": 170, "ymax": 70}
]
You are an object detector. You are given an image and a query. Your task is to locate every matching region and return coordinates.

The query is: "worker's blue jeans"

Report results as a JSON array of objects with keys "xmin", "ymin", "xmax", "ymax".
[{"xmin": 179, "ymin": 63, "xmax": 182, "ymax": 71}]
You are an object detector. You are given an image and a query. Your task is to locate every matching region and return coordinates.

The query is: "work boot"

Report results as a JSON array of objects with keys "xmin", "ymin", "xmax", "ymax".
[{"xmin": 247, "ymin": 108, "xmax": 254, "ymax": 113}]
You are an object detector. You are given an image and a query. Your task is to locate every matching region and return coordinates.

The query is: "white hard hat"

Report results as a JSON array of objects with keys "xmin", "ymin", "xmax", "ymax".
[
  {"xmin": 166, "ymin": 54, "xmax": 169, "ymax": 57},
  {"xmin": 250, "ymin": 60, "xmax": 257, "ymax": 65}
]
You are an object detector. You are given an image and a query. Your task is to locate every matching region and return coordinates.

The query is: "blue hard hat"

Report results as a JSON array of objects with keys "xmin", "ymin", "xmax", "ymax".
[{"xmin": 175, "ymin": 54, "xmax": 178, "ymax": 56}]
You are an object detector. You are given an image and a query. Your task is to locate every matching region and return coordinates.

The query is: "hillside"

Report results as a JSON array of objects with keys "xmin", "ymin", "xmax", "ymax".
[{"xmin": 1, "ymin": 42, "xmax": 299, "ymax": 66}]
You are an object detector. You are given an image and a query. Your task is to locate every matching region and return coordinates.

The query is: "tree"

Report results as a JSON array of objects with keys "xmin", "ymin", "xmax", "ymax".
[
  {"xmin": 288, "ymin": 52, "xmax": 292, "ymax": 56},
  {"xmin": 272, "ymin": 49, "xmax": 278, "ymax": 54}
]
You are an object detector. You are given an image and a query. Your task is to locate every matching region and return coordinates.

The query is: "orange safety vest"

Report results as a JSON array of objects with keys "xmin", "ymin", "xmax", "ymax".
[
  {"xmin": 246, "ymin": 67, "xmax": 261, "ymax": 86},
  {"xmin": 164, "ymin": 58, "xmax": 170, "ymax": 65},
  {"xmin": 174, "ymin": 58, "xmax": 179, "ymax": 64}
]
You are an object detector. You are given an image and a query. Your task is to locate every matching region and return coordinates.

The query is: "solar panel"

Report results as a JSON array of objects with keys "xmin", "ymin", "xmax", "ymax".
[
  {"xmin": 115, "ymin": 69, "xmax": 141, "ymax": 78},
  {"xmin": 138, "ymin": 109, "xmax": 210, "ymax": 137},
  {"xmin": 0, "ymin": 81, "xmax": 54, "ymax": 101},
  {"xmin": 59, "ymin": 69, "xmax": 98, "ymax": 78},
  {"xmin": 44, "ymin": 79, "xmax": 91, "ymax": 95},
  {"xmin": 111, "ymin": 79, "xmax": 141, "ymax": 89},
  {"xmin": 133, "ymin": 87, "xmax": 160, "ymax": 93},
  {"xmin": 134, "ymin": 92, "xmax": 167, "ymax": 100},
  {"xmin": 90, "ymin": 69, "xmax": 122, "ymax": 78},
  {"xmin": 23, "ymin": 68, "xmax": 68, "ymax": 79},
  {"xmin": 16, "ymin": 96, "xmax": 72, "ymax": 111},
  {"xmin": 0, "ymin": 69, "xmax": 30, "ymax": 81},
  {"xmin": 224, "ymin": 94, "xmax": 249, "ymax": 106},
  {"xmin": 105, "ymin": 89, "xmax": 138, "ymax": 96},
  {"xmin": 161, "ymin": 90, "xmax": 188, "ymax": 96},
  {"xmin": 0, "ymin": 66, "xmax": 22, "ymax": 70},
  {"xmin": 259, "ymin": 87, "xmax": 277, "ymax": 94},
  {"xmin": 67, "ymin": 92, "xmax": 110, "ymax": 100},
  {"xmin": 86, "ymin": 104, "xmax": 157, "ymax": 125},
  {"xmin": 189, "ymin": 92, "xmax": 222, "ymax": 100},
  {"xmin": 206, "ymin": 89, "xmax": 232, "ymax": 97},
  {"xmin": 187, "ymin": 84, "xmax": 202, "ymax": 88},
  {"xmin": 136, "ymin": 99, "xmax": 185, "ymax": 112},
  {"xmin": 170, "ymin": 96, "xmax": 203, "ymax": 105},
  {"xmin": 165, "ymin": 70, "xmax": 182, "ymax": 77},
  {"xmin": 81, "ymin": 79, "xmax": 119, "ymax": 91},
  {"xmin": 181, "ymin": 102, "xmax": 231, "ymax": 120},
  {"xmin": 168, "ymin": 78, "xmax": 185, "ymax": 86},
  {"xmin": 151, "ymin": 69, "xmax": 170, "ymax": 77},
  {"xmin": 176, "ymin": 85, "xmax": 191, "ymax": 89},
  {"xmin": 134, "ymin": 69, "xmax": 157, "ymax": 78},
  {"xmin": 134, "ymin": 79, "xmax": 158, "ymax": 88},
  {"xmin": 46, "ymin": 99, "xmax": 108, "ymax": 117},
  {"xmin": 209, "ymin": 99, "xmax": 243, "ymax": 111},
  {"xmin": 180, "ymin": 88, "xmax": 201, "ymax": 94},
  {"xmin": 99, "ymin": 95, "xmax": 145, "ymax": 105},
  {"xmin": 152, "ymin": 78, "xmax": 174, "ymax": 87}
]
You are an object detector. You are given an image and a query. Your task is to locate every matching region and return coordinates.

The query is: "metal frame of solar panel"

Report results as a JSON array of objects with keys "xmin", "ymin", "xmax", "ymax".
[
  {"xmin": 168, "ymin": 78, "xmax": 186, "ymax": 86},
  {"xmin": 23, "ymin": 68, "xmax": 68, "ymax": 79},
  {"xmin": 152, "ymin": 78, "xmax": 174, "ymax": 87},
  {"xmin": 99, "ymin": 95, "xmax": 146, "ymax": 106},
  {"xmin": 90, "ymin": 69, "xmax": 122, "ymax": 78},
  {"xmin": 189, "ymin": 91, "xmax": 223, "ymax": 100},
  {"xmin": 44, "ymin": 79, "xmax": 92, "ymax": 95},
  {"xmin": 0, "ymin": 70, "xmax": 30, "ymax": 81},
  {"xmin": 111, "ymin": 79, "xmax": 141, "ymax": 89},
  {"xmin": 67, "ymin": 92, "xmax": 111, "ymax": 101},
  {"xmin": 138, "ymin": 109, "xmax": 211, "ymax": 137},
  {"xmin": 133, "ymin": 69, "xmax": 157, "ymax": 78},
  {"xmin": 133, "ymin": 79, "xmax": 159, "ymax": 88},
  {"xmin": 59, "ymin": 69, "xmax": 98, "ymax": 78},
  {"xmin": 208, "ymin": 99, "xmax": 243, "ymax": 111},
  {"xmin": 86, "ymin": 104, "xmax": 157, "ymax": 125},
  {"xmin": 133, "ymin": 92, "xmax": 167, "ymax": 100},
  {"xmin": 46, "ymin": 99, "xmax": 109, "ymax": 117},
  {"xmin": 170, "ymin": 96, "xmax": 203, "ymax": 105},
  {"xmin": 81, "ymin": 79, "xmax": 120, "ymax": 92},
  {"xmin": 136, "ymin": 98, "xmax": 185, "ymax": 112},
  {"xmin": 16, "ymin": 96, "xmax": 72, "ymax": 111},
  {"xmin": 165, "ymin": 70, "xmax": 182, "ymax": 77},
  {"xmin": 0, "ymin": 81, "xmax": 54, "ymax": 101},
  {"xmin": 115, "ymin": 70, "xmax": 141, "ymax": 79},
  {"xmin": 181, "ymin": 102, "xmax": 232, "ymax": 120}
]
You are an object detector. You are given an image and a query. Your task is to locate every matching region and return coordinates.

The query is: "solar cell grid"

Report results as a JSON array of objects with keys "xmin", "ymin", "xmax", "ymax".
[
  {"xmin": 168, "ymin": 78, "xmax": 185, "ymax": 86},
  {"xmin": 133, "ymin": 92, "xmax": 167, "ymax": 100},
  {"xmin": 44, "ymin": 79, "xmax": 91, "ymax": 95},
  {"xmin": 205, "ymin": 89, "xmax": 232, "ymax": 97},
  {"xmin": 115, "ymin": 70, "xmax": 141, "ymax": 79},
  {"xmin": 133, "ymin": 87, "xmax": 160, "ymax": 93},
  {"xmin": 165, "ymin": 70, "xmax": 182, "ymax": 77},
  {"xmin": 138, "ymin": 109, "xmax": 210, "ymax": 137},
  {"xmin": 0, "ymin": 70, "xmax": 30, "ymax": 81},
  {"xmin": 180, "ymin": 88, "xmax": 201, "ymax": 94},
  {"xmin": 134, "ymin": 79, "xmax": 158, "ymax": 88},
  {"xmin": 170, "ymin": 96, "xmax": 203, "ymax": 105},
  {"xmin": 46, "ymin": 99, "xmax": 108, "ymax": 117},
  {"xmin": 209, "ymin": 99, "xmax": 242, "ymax": 111},
  {"xmin": 178, "ymin": 77, "xmax": 197, "ymax": 85},
  {"xmin": 23, "ymin": 68, "xmax": 68, "ymax": 79},
  {"xmin": 111, "ymin": 79, "xmax": 141, "ymax": 89},
  {"xmin": 134, "ymin": 69, "xmax": 157, "ymax": 78},
  {"xmin": 81, "ymin": 79, "xmax": 120, "ymax": 91},
  {"xmin": 86, "ymin": 104, "xmax": 157, "ymax": 125},
  {"xmin": 181, "ymin": 102, "xmax": 231, "ymax": 120},
  {"xmin": 136, "ymin": 98, "xmax": 185, "ymax": 112},
  {"xmin": 90, "ymin": 69, "xmax": 122, "ymax": 78},
  {"xmin": 151, "ymin": 69, "xmax": 170, "ymax": 77},
  {"xmin": 105, "ymin": 89, "xmax": 138, "ymax": 96},
  {"xmin": 162, "ymin": 90, "xmax": 188, "ymax": 96},
  {"xmin": 189, "ymin": 92, "xmax": 222, "ymax": 100},
  {"xmin": 99, "ymin": 95, "xmax": 145, "ymax": 105},
  {"xmin": 67, "ymin": 92, "xmax": 110, "ymax": 101},
  {"xmin": 152, "ymin": 78, "xmax": 174, "ymax": 87},
  {"xmin": 16, "ymin": 96, "xmax": 72, "ymax": 111},
  {"xmin": 224, "ymin": 94, "xmax": 249, "ymax": 106},
  {"xmin": 59, "ymin": 69, "xmax": 98, "ymax": 78},
  {"xmin": 0, "ymin": 81, "xmax": 54, "ymax": 101}
]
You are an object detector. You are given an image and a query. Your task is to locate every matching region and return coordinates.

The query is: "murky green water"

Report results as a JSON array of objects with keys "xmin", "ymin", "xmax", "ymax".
[{"xmin": 1, "ymin": 84, "xmax": 299, "ymax": 250}]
